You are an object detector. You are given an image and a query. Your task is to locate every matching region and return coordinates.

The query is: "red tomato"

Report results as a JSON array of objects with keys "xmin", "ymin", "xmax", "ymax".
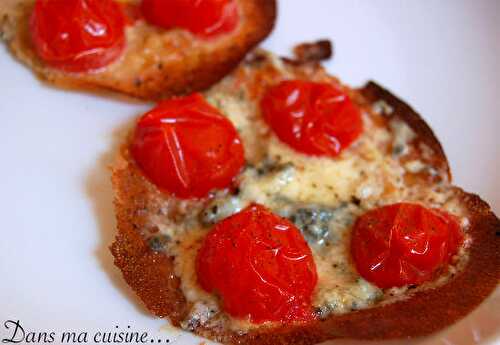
[
  {"xmin": 130, "ymin": 93, "xmax": 244, "ymax": 199},
  {"xmin": 261, "ymin": 80, "xmax": 363, "ymax": 157},
  {"xmin": 120, "ymin": 2, "xmax": 143, "ymax": 25},
  {"xmin": 141, "ymin": 0, "xmax": 239, "ymax": 38},
  {"xmin": 30, "ymin": 0, "xmax": 126, "ymax": 73},
  {"xmin": 351, "ymin": 203, "xmax": 464, "ymax": 288},
  {"xmin": 196, "ymin": 204, "xmax": 318, "ymax": 323}
]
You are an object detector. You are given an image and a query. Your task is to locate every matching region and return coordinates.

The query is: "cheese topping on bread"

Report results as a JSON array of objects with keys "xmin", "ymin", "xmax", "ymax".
[{"xmin": 131, "ymin": 52, "xmax": 471, "ymax": 332}]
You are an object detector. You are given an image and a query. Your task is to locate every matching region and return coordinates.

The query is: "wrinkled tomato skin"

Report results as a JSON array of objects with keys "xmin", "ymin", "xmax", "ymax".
[
  {"xmin": 141, "ymin": 0, "xmax": 239, "ymax": 38},
  {"xmin": 30, "ymin": 0, "xmax": 126, "ymax": 73},
  {"xmin": 351, "ymin": 203, "xmax": 464, "ymax": 288},
  {"xmin": 130, "ymin": 93, "xmax": 244, "ymax": 199},
  {"xmin": 196, "ymin": 204, "xmax": 318, "ymax": 323},
  {"xmin": 261, "ymin": 80, "xmax": 363, "ymax": 157}
]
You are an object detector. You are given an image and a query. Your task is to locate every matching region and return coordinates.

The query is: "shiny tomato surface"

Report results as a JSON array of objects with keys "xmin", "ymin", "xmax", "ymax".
[
  {"xmin": 196, "ymin": 204, "xmax": 318, "ymax": 323},
  {"xmin": 30, "ymin": 0, "xmax": 126, "ymax": 73},
  {"xmin": 131, "ymin": 93, "xmax": 244, "ymax": 199},
  {"xmin": 351, "ymin": 203, "xmax": 463, "ymax": 288},
  {"xmin": 261, "ymin": 80, "xmax": 363, "ymax": 157},
  {"xmin": 141, "ymin": 0, "xmax": 239, "ymax": 38}
]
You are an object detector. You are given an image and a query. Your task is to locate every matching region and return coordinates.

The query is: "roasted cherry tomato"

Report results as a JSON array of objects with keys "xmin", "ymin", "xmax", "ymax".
[
  {"xmin": 351, "ymin": 203, "xmax": 463, "ymax": 288},
  {"xmin": 141, "ymin": 0, "xmax": 239, "ymax": 38},
  {"xmin": 261, "ymin": 80, "xmax": 363, "ymax": 157},
  {"xmin": 131, "ymin": 93, "xmax": 244, "ymax": 199},
  {"xmin": 30, "ymin": 0, "xmax": 126, "ymax": 73},
  {"xmin": 196, "ymin": 204, "xmax": 318, "ymax": 323}
]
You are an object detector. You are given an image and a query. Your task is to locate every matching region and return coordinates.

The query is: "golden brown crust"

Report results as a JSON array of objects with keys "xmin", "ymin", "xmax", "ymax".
[
  {"xmin": 291, "ymin": 40, "xmax": 333, "ymax": 64},
  {"xmin": 110, "ymin": 155, "xmax": 189, "ymax": 324},
  {"xmin": 0, "ymin": 0, "xmax": 276, "ymax": 100},
  {"xmin": 360, "ymin": 81, "xmax": 451, "ymax": 180},
  {"xmin": 109, "ymin": 53, "xmax": 500, "ymax": 344}
]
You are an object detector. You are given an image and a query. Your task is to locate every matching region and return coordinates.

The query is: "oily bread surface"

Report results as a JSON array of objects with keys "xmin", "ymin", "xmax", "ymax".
[
  {"xmin": 110, "ymin": 53, "xmax": 500, "ymax": 344},
  {"xmin": 0, "ymin": 0, "xmax": 276, "ymax": 100}
]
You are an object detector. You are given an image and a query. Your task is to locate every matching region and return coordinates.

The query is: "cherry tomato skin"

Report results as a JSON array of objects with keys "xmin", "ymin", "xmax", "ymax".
[
  {"xmin": 141, "ymin": 0, "xmax": 239, "ymax": 38},
  {"xmin": 30, "ymin": 0, "xmax": 126, "ymax": 73},
  {"xmin": 196, "ymin": 204, "xmax": 318, "ymax": 323},
  {"xmin": 261, "ymin": 80, "xmax": 363, "ymax": 157},
  {"xmin": 130, "ymin": 94, "xmax": 244, "ymax": 199},
  {"xmin": 351, "ymin": 203, "xmax": 463, "ymax": 288}
]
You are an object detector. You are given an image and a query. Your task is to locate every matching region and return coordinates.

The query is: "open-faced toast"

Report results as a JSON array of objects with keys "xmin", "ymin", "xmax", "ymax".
[
  {"xmin": 110, "ymin": 44, "xmax": 500, "ymax": 344},
  {"xmin": 0, "ymin": 0, "xmax": 276, "ymax": 100}
]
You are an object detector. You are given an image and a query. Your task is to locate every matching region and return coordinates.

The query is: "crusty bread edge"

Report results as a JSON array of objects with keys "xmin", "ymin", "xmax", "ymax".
[{"xmin": 360, "ymin": 81, "xmax": 451, "ymax": 181}]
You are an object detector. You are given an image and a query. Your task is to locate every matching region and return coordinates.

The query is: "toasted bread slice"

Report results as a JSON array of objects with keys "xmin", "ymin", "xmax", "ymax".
[
  {"xmin": 110, "ymin": 46, "xmax": 500, "ymax": 344},
  {"xmin": 0, "ymin": 0, "xmax": 276, "ymax": 100}
]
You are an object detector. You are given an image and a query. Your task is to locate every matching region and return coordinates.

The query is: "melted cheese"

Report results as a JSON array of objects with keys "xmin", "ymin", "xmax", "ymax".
[{"xmin": 143, "ymin": 57, "xmax": 470, "ymax": 332}]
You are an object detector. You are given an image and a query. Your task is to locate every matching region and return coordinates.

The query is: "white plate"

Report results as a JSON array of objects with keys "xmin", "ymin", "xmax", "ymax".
[{"xmin": 0, "ymin": 1, "xmax": 498, "ymax": 344}]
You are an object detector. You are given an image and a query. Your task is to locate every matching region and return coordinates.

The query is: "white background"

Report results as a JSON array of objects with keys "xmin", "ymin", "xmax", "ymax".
[{"xmin": 0, "ymin": 1, "xmax": 498, "ymax": 344}]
